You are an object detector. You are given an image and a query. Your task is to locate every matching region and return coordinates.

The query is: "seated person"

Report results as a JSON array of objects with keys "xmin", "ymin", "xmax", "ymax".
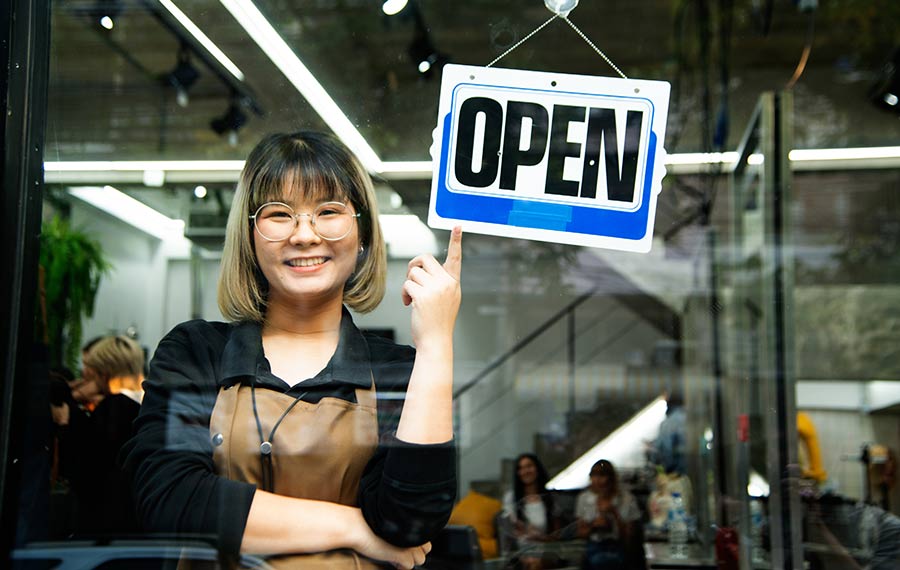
[
  {"xmin": 502, "ymin": 454, "xmax": 562, "ymax": 570},
  {"xmin": 576, "ymin": 460, "xmax": 641, "ymax": 570}
]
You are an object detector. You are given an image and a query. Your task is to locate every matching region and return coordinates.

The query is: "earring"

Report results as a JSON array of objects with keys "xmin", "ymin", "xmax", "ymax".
[{"xmin": 358, "ymin": 245, "xmax": 365, "ymax": 254}]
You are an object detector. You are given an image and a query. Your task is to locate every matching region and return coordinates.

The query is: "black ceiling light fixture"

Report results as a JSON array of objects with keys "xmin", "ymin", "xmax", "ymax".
[
  {"xmin": 210, "ymin": 94, "xmax": 248, "ymax": 147},
  {"xmin": 869, "ymin": 48, "xmax": 900, "ymax": 116},
  {"xmin": 92, "ymin": 0, "xmax": 123, "ymax": 31},
  {"xmin": 166, "ymin": 43, "xmax": 201, "ymax": 107},
  {"xmin": 406, "ymin": 3, "xmax": 449, "ymax": 79}
]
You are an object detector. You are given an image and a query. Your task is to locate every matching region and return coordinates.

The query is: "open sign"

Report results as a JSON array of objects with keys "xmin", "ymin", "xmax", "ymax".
[{"xmin": 428, "ymin": 64, "xmax": 670, "ymax": 252}]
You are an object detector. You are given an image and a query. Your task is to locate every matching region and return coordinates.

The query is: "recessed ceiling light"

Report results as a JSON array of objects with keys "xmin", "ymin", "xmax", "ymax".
[{"xmin": 194, "ymin": 185, "xmax": 208, "ymax": 198}]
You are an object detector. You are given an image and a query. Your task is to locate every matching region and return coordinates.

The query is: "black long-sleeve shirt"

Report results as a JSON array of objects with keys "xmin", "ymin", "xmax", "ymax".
[{"xmin": 120, "ymin": 310, "xmax": 456, "ymax": 557}]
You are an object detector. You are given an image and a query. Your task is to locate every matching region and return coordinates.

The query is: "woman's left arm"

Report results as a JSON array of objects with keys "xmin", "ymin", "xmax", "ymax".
[
  {"xmin": 396, "ymin": 227, "xmax": 462, "ymax": 444},
  {"xmin": 357, "ymin": 228, "xmax": 462, "ymax": 546}
]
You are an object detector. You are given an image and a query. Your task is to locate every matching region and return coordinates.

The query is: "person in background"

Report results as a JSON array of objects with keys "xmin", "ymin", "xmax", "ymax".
[
  {"xmin": 121, "ymin": 131, "xmax": 462, "ymax": 569},
  {"xmin": 69, "ymin": 336, "xmax": 106, "ymax": 410},
  {"xmin": 576, "ymin": 460, "xmax": 641, "ymax": 570},
  {"xmin": 653, "ymin": 391, "xmax": 686, "ymax": 476},
  {"xmin": 502, "ymin": 453, "xmax": 561, "ymax": 570},
  {"xmin": 51, "ymin": 335, "xmax": 144, "ymax": 535}
]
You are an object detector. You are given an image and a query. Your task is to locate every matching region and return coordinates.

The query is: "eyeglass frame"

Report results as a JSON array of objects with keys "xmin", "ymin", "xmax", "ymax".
[{"xmin": 249, "ymin": 200, "xmax": 362, "ymax": 242}]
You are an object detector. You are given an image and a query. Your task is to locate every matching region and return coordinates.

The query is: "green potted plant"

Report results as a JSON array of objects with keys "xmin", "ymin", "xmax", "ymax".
[{"xmin": 36, "ymin": 216, "xmax": 112, "ymax": 371}]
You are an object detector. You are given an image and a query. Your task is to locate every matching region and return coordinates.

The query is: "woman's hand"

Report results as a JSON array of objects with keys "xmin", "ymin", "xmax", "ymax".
[
  {"xmin": 351, "ymin": 525, "xmax": 431, "ymax": 570},
  {"xmin": 401, "ymin": 227, "xmax": 462, "ymax": 351},
  {"xmin": 50, "ymin": 402, "xmax": 70, "ymax": 426}
]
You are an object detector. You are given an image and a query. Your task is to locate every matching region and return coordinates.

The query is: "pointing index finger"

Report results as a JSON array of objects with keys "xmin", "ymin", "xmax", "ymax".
[{"xmin": 443, "ymin": 226, "xmax": 462, "ymax": 279}]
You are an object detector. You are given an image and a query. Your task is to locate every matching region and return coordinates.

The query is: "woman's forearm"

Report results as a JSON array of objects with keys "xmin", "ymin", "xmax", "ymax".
[
  {"xmin": 241, "ymin": 490, "xmax": 363, "ymax": 554},
  {"xmin": 395, "ymin": 343, "xmax": 453, "ymax": 444},
  {"xmin": 243, "ymin": 490, "xmax": 431, "ymax": 568}
]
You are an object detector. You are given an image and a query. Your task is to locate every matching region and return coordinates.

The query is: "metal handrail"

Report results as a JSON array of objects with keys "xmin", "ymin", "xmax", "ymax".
[{"xmin": 453, "ymin": 288, "xmax": 597, "ymax": 398}]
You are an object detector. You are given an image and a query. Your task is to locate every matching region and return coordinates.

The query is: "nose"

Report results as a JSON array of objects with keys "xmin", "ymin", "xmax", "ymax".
[{"xmin": 288, "ymin": 213, "xmax": 320, "ymax": 244}]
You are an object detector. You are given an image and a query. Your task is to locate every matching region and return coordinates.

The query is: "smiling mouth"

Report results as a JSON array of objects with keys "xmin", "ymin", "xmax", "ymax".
[{"xmin": 286, "ymin": 257, "xmax": 328, "ymax": 267}]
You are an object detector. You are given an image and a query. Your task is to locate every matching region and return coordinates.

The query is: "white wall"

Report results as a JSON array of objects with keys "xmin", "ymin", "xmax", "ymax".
[
  {"xmin": 73, "ymin": 201, "xmax": 171, "ymax": 360},
  {"xmin": 802, "ymin": 409, "xmax": 900, "ymax": 507}
]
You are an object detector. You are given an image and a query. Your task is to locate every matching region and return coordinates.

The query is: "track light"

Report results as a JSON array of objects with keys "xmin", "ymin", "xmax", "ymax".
[
  {"xmin": 407, "ymin": 31, "xmax": 447, "ymax": 79},
  {"xmin": 89, "ymin": 0, "xmax": 121, "ymax": 31},
  {"xmin": 382, "ymin": 0, "xmax": 409, "ymax": 16},
  {"xmin": 166, "ymin": 44, "xmax": 201, "ymax": 107},
  {"xmin": 870, "ymin": 48, "xmax": 900, "ymax": 116},
  {"xmin": 210, "ymin": 96, "xmax": 248, "ymax": 146}
]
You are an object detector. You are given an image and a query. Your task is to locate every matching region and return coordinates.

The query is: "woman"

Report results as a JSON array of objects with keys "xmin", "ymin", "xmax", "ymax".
[
  {"xmin": 121, "ymin": 131, "xmax": 461, "ymax": 569},
  {"xmin": 575, "ymin": 460, "xmax": 641, "ymax": 570},
  {"xmin": 502, "ymin": 454, "xmax": 560, "ymax": 570}
]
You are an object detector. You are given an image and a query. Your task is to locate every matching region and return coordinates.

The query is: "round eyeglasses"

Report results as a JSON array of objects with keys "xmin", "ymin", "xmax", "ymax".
[{"xmin": 250, "ymin": 201, "xmax": 361, "ymax": 242}]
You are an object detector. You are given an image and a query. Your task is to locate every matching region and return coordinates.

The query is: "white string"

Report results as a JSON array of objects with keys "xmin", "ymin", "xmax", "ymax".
[
  {"xmin": 486, "ymin": 15, "xmax": 558, "ymax": 68},
  {"xmin": 562, "ymin": 17, "xmax": 627, "ymax": 79},
  {"xmin": 485, "ymin": 13, "xmax": 628, "ymax": 80}
]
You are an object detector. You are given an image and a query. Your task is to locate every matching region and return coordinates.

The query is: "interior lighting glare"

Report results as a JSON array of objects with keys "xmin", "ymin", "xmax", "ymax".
[
  {"xmin": 547, "ymin": 397, "xmax": 669, "ymax": 490},
  {"xmin": 100, "ymin": 16, "xmax": 114, "ymax": 30},
  {"xmin": 44, "ymin": 160, "xmax": 246, "ymax": 172},
  {"xmin": 418, "ymin": 60, "xmax": 431, "ymax": 74},
  {"xmin": 379, "ymin": 214, "xmax": 439, "ymax": 258},
  {"xmin": 884, "ymin": 93, "xmax": 899, "ymax": 107},
  {"xmin": 788, "ymin": 146, "xmax": 900, "ymax": 161},
  {"xmin": 68, "ymin": 186, "xmax": 185, "ymax": 241},
  {"xmin": 219, "ymin": 0, "xmax": 383, "ymax": 172},
  {"xmin": 194, "ymin": 185, "xmax": 208, "ymax": 198},
  {"xmin": 382, "ymin": 0, "xmax": 408, "ymax": 16},
  {"xmin": 748, "ymin": 470, "xmax": 770, "ymax": 498},
  {"xmin": 159, "ymin": 0, "xmax": 245, "ymax": 81}
]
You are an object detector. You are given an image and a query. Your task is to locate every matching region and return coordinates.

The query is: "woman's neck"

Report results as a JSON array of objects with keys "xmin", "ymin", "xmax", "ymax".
[
  {"xmin": 108, "ymin": 375, "xmax": 143, "ymax": 395},
  {"xmin": 263, "ymin": 293, "xmax": 344, "ymax": 337},
  {"xmin": 523, "ymin": 483, "xmax": 540, "ymax": 496}
]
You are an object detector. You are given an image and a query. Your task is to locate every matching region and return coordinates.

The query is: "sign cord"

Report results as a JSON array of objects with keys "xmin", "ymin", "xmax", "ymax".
[
  {"xmin": 486, "ymin": 15, "xmax": 558, "ymax": 68},
  {"xmin": 562, "ymin": 17, "xmax": 628, "ymax": 79},
  {"xmin": 485, "ymin": 14, "xmax": 628, "ymax": 80}
]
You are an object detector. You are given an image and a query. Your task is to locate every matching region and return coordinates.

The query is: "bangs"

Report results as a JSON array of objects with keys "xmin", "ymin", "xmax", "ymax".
[{"xmin": 249, "ymin": 141, "xmax": 354, "ymax": 210}]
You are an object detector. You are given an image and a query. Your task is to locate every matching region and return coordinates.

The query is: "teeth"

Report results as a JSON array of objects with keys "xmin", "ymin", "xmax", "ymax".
[{"xmin": 287, "ymin": 257, "xmax": 326, "ymax": 267}]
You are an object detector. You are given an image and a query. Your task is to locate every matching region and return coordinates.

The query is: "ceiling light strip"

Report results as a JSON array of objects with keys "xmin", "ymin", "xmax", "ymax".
[
  {"xmin": 44, "ymin": 160, "xmax": 246, "ymax": 171},
  {"xmin": 43, "ymin": 146, "xmax": 900, "ymax": 182},
  {"xmin": 68, "ymin": 186, "xmax": 185, "ymax": 241},
  {"xmin": 158, "ymin": 0, "xmax": 245, "ymax": 81},
  {"xmin": 218, "ymin": 0, "xmax": 383, "ymax": 172}
]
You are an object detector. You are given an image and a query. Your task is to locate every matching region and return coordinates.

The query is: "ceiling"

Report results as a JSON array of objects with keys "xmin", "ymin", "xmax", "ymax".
[{"xmin": 45, "ymin": 0, "xmax": 900, "ymax": 249}]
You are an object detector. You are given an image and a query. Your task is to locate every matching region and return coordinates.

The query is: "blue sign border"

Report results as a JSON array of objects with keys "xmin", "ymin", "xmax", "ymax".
[{"xmin": 434, "ymin": 86, "xmax": 659, "ymax": 241}]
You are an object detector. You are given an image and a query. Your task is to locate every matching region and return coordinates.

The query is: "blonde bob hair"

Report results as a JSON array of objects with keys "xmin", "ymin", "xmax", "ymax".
[
  {"xmin": 218, "ymin": 131, "xmax": 386, "ymax": 321},
  {"xmin": 83, "ymin": 335, "xmax": 145, "ymax": 393}
]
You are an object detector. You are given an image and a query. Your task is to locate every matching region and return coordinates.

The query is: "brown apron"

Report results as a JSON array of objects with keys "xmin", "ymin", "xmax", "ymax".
[{"xmin": 209, "ymin": 380, "xmax": 382, "ymax": 569}]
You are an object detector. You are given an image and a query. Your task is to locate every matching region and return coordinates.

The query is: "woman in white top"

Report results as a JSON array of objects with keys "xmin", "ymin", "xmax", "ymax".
[
  {"xmin": 502, "ymin": 454, "xmax": 560, "ymax": 570},
  {"xmin": 575, "ymin": 459, "xmax": 641, "ymax": 570}
]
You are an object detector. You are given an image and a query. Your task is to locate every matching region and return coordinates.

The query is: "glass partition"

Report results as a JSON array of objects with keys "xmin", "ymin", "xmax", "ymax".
[{"xmin": 3, "ymin": 1, "xmax": 900, "ymax": 569}]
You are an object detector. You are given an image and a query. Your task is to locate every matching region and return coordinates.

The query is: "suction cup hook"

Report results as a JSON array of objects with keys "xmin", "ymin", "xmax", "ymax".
[{"xmin": 544, "ymin": 0, "xmax": 579, "ymax": 18}]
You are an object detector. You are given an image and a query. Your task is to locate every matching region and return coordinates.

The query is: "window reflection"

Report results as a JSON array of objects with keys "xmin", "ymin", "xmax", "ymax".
[{"xmin": 5, "ymin": 1, "xmax": 900, "ymax": 569}]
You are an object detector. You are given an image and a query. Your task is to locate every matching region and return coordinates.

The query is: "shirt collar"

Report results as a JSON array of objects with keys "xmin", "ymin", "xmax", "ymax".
[{"xmin": 220, "ymin": 307, "xmax": 372, "ymax": 389}]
